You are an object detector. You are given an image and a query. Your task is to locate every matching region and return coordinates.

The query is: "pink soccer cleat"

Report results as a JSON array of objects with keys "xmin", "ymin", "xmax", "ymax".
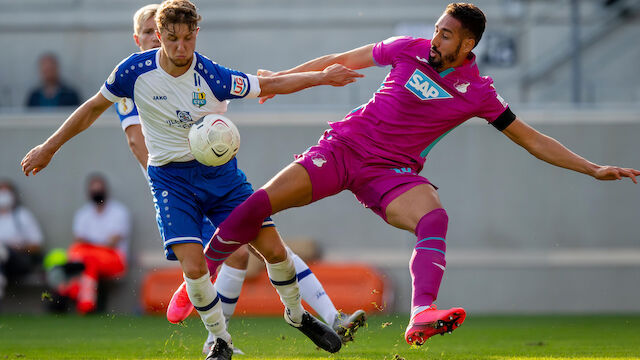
[
  {"xmin": 166, "ymin": 281, "xmax": 194, "ymax": 324},
  {"xmin": 405, "ymin": 305, "xmax": 466, "ymax": 346}
]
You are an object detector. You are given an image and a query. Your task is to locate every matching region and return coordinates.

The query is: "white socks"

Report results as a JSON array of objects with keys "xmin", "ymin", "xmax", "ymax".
[
  {"xmin": 265, "ymin": 252, "xmax": 304, "ymax": 323},
  {"xmin": 214, "ymin": 263, "xmax": 247, "ymax": 321},
  {"xmin": 411, "ymin": 305, "xmax": 430, "ymax": 318},
  {"xmin": 290, "ymin": 251, "xmax": 338, "ymax": 325},
  {"xmin": 184, "ymin": 271, "xmax": 231, "ymax": 343}
]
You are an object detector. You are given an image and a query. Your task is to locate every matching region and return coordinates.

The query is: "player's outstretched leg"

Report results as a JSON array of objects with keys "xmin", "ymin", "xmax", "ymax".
[
  {"xmin": 290, "ymin": 250, "xmax": 367, "ymax": 343},
  {"xmin": 385, "ymin": 185, "xmax": 465, "ymax": 345},
  {"xmin": 404, "ymin": 208, "xmax": 466, "ymax": 345}
]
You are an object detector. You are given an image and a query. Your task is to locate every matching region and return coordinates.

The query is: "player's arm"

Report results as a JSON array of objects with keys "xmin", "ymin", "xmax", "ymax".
[
  {"xmin": 502, "ymin": 118, "xmax": 640, "ymax": 183},
  {"xmin": 257, "ymin": 44, "xmax": 374, "ymax": 103},
  {"xmin": 124, "ymin": 124, "xmax": 149, "ymax": 167},
  {"xmin": 275, "ymin": 44, "xmax": 376, "ymax": 76},
  {"xmin": 256, "ymin": 64, "xmax": 364, "ymax": 98},
  {"xmin": 21, "ymin": 92, "xmax": 113, "ymax": 176}
]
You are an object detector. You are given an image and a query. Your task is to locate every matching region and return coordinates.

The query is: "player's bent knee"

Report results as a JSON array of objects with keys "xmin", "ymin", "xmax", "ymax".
[
  {"xmin": 224, "ymin": 245, "xmax": 250, "ymax": 269},
  {"xmin": 172, "ymin": 243, "xmax": 209, "ymax": 279},
  {"xmin": 250, "ymin": 228, "xmax": 288, "ymax": 264},
  {"xmin": 181, "ymin": 260, "xmax": 208, "ymax": 279}
]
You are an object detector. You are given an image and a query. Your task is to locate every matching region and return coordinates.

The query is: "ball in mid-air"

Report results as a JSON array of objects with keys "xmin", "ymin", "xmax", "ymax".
[{"xmin": 188, "ymin": 114, "xmax": 241, "ymax": 167}]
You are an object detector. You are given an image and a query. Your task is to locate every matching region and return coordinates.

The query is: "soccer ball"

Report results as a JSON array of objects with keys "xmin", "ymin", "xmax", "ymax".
[{"xmin": 188, "ymin": 114, "xmax": 241, "ymax": 166}]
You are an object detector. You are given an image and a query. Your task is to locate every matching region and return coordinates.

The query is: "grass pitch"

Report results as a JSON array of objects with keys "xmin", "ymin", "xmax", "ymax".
[{"xmin": 0, "ymin": 314, "xmax": 638, "ymax": 359}]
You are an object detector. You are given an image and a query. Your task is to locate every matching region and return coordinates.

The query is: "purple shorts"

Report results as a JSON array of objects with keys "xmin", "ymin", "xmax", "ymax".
[{"xmin": 295, "ymin": 132, "xmax": 434, "ymax": 221}]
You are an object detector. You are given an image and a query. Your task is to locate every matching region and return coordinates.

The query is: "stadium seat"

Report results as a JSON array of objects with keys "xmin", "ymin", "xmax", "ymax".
[{"xmin": 141, "ymin": 263, "xmax": 389, "ymax": 316}]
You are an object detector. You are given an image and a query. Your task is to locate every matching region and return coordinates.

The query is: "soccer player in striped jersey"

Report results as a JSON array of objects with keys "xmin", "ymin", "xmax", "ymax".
[
  {"xmin": 202, "ymin": 2, "xmax": 640, "ymax": 347},
  {"xmin": 21, "ymin": 1, "xmax": 363, "ymax": 358},
  {"xmin": 120, "ymin": 5, "xmax": 366, "ymax": 354}
]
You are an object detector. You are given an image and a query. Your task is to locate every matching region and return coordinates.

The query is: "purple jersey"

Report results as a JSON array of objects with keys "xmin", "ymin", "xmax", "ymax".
[{"xmin": 328, "ymin": 36, "xmax": 512, "ymax": 172}]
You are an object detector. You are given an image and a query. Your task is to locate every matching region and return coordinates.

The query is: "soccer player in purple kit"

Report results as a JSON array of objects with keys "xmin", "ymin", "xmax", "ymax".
[{"xmin": 202, "ymin": 2, "xmax": 640, "ymax": 346}]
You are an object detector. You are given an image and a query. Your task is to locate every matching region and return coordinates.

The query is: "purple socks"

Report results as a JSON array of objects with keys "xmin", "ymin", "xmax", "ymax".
[
  {"xmin": 204, "ymin": 189, "xmax": 272, "ymax": 275},
  {"xmin": 410, "ymin": 208, "xmax": 448, "ymax": 308}
]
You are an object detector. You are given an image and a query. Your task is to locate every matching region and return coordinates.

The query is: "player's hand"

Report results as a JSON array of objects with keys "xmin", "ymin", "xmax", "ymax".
[
  {"xmin": 21, "ymin": 144, "xmax": 55, "ymax": 176},
  {"xmin": 321, "ymin": 64, "xmax": 364, "ymax": 87},
  {"xmin": 592, "ymin": 165, "xmax": 640, "ymax": 183},
  {"xmin": 257, "ymin": 69, "xmax": 277, "ymax": 104},
  {"xmin": 257, "ymin": 69, "xmax": 276, "ymax": 77}
]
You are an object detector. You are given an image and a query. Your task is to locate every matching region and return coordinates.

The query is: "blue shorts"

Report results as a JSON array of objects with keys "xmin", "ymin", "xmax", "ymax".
[{"xmin": 147, "ymin": 159, "xmax": 273, "ymax": 261}]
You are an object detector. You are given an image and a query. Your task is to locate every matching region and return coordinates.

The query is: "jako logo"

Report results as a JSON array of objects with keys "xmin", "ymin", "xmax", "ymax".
[
  {"xmin": 153, "ymin": 95, "xmax": 167, "ymax": 100},
  {"xmin": 405, "ymin": 69, "xmax": 452, "ymax": 100}
]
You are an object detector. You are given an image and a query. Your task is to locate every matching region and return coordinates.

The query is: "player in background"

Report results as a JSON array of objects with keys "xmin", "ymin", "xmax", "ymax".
[
  {"xmin": 120, "ymin": 5, "xmax": 366, "ymax": 354},
  {"xmin": 21, "ymin": 1, "xmax": 364, "ymax": 358},
  {"xmin": 201, "ymin": 2, "xmax": 640, "ymax": 347}
]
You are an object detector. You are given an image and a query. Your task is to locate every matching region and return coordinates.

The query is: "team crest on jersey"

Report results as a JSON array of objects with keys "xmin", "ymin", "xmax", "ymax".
[
  {"xmin": 311, "ymin": 154, "xmax": 327, "ymax": 168},
  {"xmin": 454, "ymin": 80, "xmax": 470, "ymax": 93},
  {"xmin": 230, "ymin": 75, "xmax": 248, "ymax": 96},
  {"xmin": 192, "ymin": 91, "xmax": 206, "ymax": 107},
  {"xmin": 405, "ymin": 69, "xmax": 452, "ymax": 100}
]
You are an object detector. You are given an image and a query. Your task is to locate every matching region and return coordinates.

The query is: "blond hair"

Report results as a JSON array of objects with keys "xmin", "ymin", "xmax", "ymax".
[
  {"xmin": 155, "ymin": 0, "xmax": 201, "ymax": 33},
  {"xmin": 133, "ymin": 4, "xmax": 160, "ymax": 35}
]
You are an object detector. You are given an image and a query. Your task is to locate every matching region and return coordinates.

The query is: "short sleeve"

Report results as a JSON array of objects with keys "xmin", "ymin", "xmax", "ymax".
[
  {"xmin": 101, "ymin": 58, "xmax": 135, "ymax": 102},
  {"xmin": 196, "ymin": 54, "xmax": 261, "ymax": 101},
  {"xmin": 100, "ymin": 50, "xmax": 157, "ymax": 103},
  {"xmin": 372, "ymin": 36, "xmax": 415, "ymax": 67},
  {"xmin": 114, "ymin": 99, "xmax": 140, "ymax": 130},
  {"xmin": 477, "ymin": 81, "xmax": 516, "ymax": 130}
]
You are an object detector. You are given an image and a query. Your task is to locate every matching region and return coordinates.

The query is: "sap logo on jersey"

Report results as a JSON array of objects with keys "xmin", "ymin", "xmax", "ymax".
[
  {"xmin": 405, "ymin": 69, "xmax": 452, "ymax": 100},
  {"xmin": 230, "ymin": 75, "xmax": 248, "ymax": 96}
]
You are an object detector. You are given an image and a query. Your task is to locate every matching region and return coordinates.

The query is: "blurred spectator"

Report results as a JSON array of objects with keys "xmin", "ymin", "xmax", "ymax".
[
  {"xmin": 0, "ymin": 179, "xmax": 43, "ymax": 299},
  {"xmin": 25, "ymin": 53, "xmax": 81, "ymax": 108},
  {"xmin": 57, "ymin": 173, "xmax": 130, "ymax": 314}
]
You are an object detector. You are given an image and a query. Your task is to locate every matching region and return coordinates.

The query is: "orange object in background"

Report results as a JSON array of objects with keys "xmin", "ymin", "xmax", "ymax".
[{"xmin": 141, "ymin": 263, "xmax": 390, "ymax": 316}]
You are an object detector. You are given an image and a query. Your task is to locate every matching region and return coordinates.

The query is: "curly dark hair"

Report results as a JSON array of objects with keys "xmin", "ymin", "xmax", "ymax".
[
  {"xmin": 445, "ymin": 3, "xmax": 486, "ymax": 48},
  {"xmin": 156, "ymin": 0, "xmax": 202, "ymax": 33}
]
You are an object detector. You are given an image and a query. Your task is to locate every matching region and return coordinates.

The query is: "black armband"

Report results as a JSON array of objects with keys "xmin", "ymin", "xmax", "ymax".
[{"xmin": 491, "ymin": 107, "xmax": 516, "ymax": 131}]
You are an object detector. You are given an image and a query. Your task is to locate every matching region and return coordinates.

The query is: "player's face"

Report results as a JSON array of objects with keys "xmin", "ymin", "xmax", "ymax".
[
  {"xmin": 158, "ymin": 24, "xmax": 198, "ymax": 68},
  {"xmin": 135, "ymin": 17, "xmax": 160, "ymax": 51},
  {"xmin": 429, "ymin": 14, "xmax": 470, "ymax": 71}
]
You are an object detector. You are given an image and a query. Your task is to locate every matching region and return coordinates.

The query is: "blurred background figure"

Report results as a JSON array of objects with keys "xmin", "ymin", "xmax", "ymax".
[
  {"xmin": 0, "ymin": 179, "xmax": 43, "ymax": 301},
  {"xmin": 56, "ymin": 173, "xmax": 130, "ymax": 314},
  {"xmin": 25, "ymin": 53, "xmax": 81, "ymax": 108}
]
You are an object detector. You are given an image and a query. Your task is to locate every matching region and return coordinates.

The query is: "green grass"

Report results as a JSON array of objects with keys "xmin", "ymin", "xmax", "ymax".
[{"xmin": 0, "ymin": 314, "xmax": 639, "ymax": 359}]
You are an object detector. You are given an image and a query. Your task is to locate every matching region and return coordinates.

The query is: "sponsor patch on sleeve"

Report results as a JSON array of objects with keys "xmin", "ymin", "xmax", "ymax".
[
  {"xmin": 117, "ymin": 98, "xmax": 134, "ymax": 115},
  {"xmin": 230, "ymin": 75, "xmax": 248, "ymax": 97}
]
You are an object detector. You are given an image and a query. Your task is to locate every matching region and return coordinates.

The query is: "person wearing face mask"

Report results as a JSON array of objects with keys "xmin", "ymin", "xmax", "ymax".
[
  {"xmin": 59, "ymin": 173, "xmax": 130, "ymax": 314},
  {"xmin": 0, "ymin": 179, "xmax": 44, "ymax": 300}
]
